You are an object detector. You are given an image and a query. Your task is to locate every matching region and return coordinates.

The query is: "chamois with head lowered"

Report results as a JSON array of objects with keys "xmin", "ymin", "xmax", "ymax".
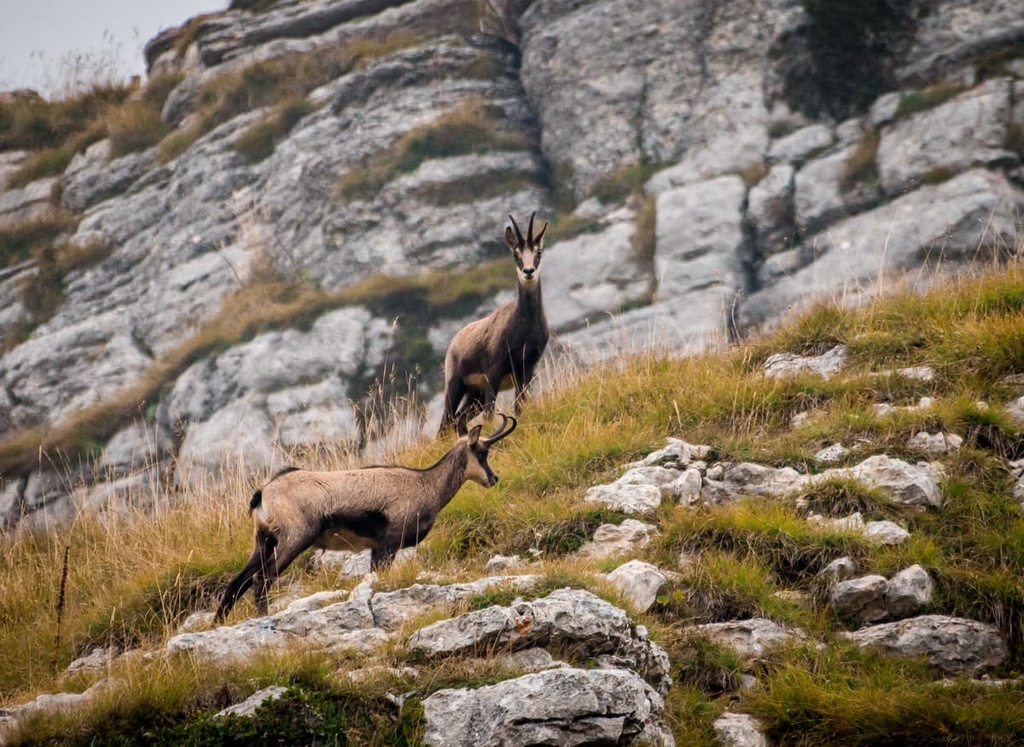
[
  {"xmin": 215, "ymin": 414, "xmax": 517, "ymax": 622},
  {"xmin": 439, "ymin": 211, "xmax": 549, "ymax": 433}
]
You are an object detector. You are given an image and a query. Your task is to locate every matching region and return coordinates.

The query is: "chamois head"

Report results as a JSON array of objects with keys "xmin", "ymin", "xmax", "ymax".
[
  {"xmin": 457, "ymin": 412, "xmax": 518, "ymax": 487},
  {"xmin": 505, "ymin": 211, "xmax": 548, "ymax": 287}
]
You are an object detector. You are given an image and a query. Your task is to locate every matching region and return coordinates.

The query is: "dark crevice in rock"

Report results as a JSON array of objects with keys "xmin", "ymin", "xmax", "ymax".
[{"xmin": 778, "ymin": 0, "xmax": 919, "ymax": 120}]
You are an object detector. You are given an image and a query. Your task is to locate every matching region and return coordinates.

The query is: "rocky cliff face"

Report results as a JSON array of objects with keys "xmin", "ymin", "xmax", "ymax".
[{"xmin": 1, "ymin": 0, "xmax": 1023, "ymax": 529}]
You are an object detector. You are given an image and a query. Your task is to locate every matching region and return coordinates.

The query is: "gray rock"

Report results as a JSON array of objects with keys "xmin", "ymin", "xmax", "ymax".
[
  {"xmin": 907, "ymin": 432, "xmax": 963, "ymax": 455},
  {"xmin": 0, "ymin": 177, "xmax": 57, "ymax": 228},
  {"xmin": 1005, "ymin": 396, "xmax": 1024, "ymax": 427},
  {"xmin": 714, "ymin": 712, "xmax": 768, "ymax": 747},
  {"xmin": 768, "ymin": 124, "xmax": 833, "ymax": 164},
  {"xmin": 577, "ymin": 519, "xmax": 659, "ymax": 559},
  {"xmin": 747, "ymin": 163, "xmax": 796, "ymax": 256},
  {"xmin": 824, "ymin": 455, "xmax": 943, "ymax": 509},
  {"xmin": 61, "ymin": 139, "xmax": 157, "ymax": 212},
  {"xmin": 484, "ymin": 554, "xmax": 524, "ymax": 574},
  {"xmin": 831, "ymin": 574, "xmax": 889, "ymax": 624},
  {"xmin": 870, "ymin": 92, "xmax": 902, "ymax": 126},
  {"xmin": 312, "ymin": 549, "xmax": 372, "ymax": 576},
  {"xmin": 625, "ymin": 438, "xmax": 711, "ymax": 470},
  {"xmin": 815, "ymin": 443, "xmax": 849, "ymax": 465},
  {"xmin": 764, "ymin": 345, "xmax": 847, "ymax": 380},
  {"xmin": 819, "ymin": 556, "xmax": 857, "ymax": 581},
  {"xmin": 885, "ymin": 565, "xmax": 934, "ymax": 619},
  {"xmin": 370, "ymin": 575, "xmax": 539, "ymax": 631},
  {"xmin": 878, "ymin": 78, "xmax": 1014, "ymax": 197},
  {"xmin": 691, "ymin": 619, "xmax": 807, "ymax": 664},
  {"xmin": 654, "ymin": 175, "xmax": 746, "ymax": 304},
  {"xmin": 897, "ymin": 2, "xmax": 1024, "ymax": 85},
  {"xmin": 663, "ymin": 468, "xmax": 703, "ymax": 506},
  {"xmin": 842, "ymin": 615, "xmax": 1008, "ymax": 676},
  {"xmin": 742, "ymin": 170, "xmax": 1024, "ymax": 332},
  {"xmin": 793, "ymin": 144, "xmax": 881, "ymax": 235},
  {"xmin": 166, "ymin": 576, "xmax": 378, "ymax": 661},
  {"xmin": 602, "ymin": 560, "xmax": 667, "ymax": 613},
  {"xmin": 215, "ymin": 686, "xmax": 288, "ymax": 718},
  {"xmin": 863, "ymin": 521, "xmax": 911, "ymax": 545},
  {"xmin": 422, "ymin": 667, "xmax": 672, "ymax": 747},
  {"xmin": 584, "ymin": 481, "xmax": 663, "ymax": 514},
  {"xmin": 407, "ymin": 588, "xmax": 671, "ymax": 695}
]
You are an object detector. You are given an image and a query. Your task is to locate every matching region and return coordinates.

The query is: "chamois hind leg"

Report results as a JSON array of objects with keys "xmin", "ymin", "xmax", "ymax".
[
  {"xmin": 251, "ymin": 530, "xmax": 280, "ymax": 616},
  {"xmin": 216, "ymin": 548, "xmax": 262, "ymax": 622},
  {"xmin": 440, "ymin": 376, "xmax": 469, "ymax": 434},
  {"xmin": 253, "ymin": 531, "xmax": 315, "ymax": 615}
]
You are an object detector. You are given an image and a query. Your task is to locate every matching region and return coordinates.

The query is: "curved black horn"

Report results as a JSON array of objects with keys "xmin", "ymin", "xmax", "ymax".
[
  {"xmin": 482, "ymin": 413, "xmax": 517, "ymax": 445},
  {"xmin": 527, "ymin": 211, "xmax": 536, "ymax": 245},
  {"xmin": 508, "ymin": 213, "xmax": 524, "ymax": 246},
  {"xmin": 534, "ymin": 220, "xmax": 548, "ymax": 244}
]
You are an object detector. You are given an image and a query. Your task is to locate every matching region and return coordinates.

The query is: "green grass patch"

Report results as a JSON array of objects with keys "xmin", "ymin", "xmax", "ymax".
[
  {"xmin": 896, "ymin": 80, "xmax": 968, "ymax": 120},
  {"xmin": 231, "ymin": 97, "xmax": 317, "ymax": 162},
  {"xmin": 338, "ymin": 98, "xmax": 531, "ymax": 202}
]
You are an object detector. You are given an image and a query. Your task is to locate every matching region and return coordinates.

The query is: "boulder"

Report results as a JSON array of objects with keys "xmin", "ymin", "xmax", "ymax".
[
  {"xmin": 747, "ymin": 162, "xmax": 796, "ymax": 256},
  {"xmin": 602, "ymin": 560, "xmax": 668, "ymax": 613},
  {"xmin": 690, "ymin": 619, "xmax": 807, "ymax": 664},
  {"xmin": 831, "ymin": 574, "xmax": 889, "ymax": 624},
  {"xmin": 764, "ymin": 345, "xmax": 847, "ymax": 380},
  {"xmin": 714, "ymin": 712, "xmax": 768, "ymax": 747},
  {"xmin": 841, "ymin": 615, "xmax": 1008, "ymax": 676},
  {"xmin": 877, "ymin": 78, "xmax": 1015, "ymax": 196},
  {"xmin": 884, "ymin": 564, "xmax": 934, "ymax": 620},
  {"xmin": 907, "ymin": 432, "xmax": 963, "ymax": 456},
  {"xmin": 61, "ymin": 139, "xmax": 157, "ymax": 212},
  {"xmin": 0, "ymin": 178, "xmax": 57, "ymax": 229},
  {"xmin": 422, "ymin": 667, "xmax": 673, "ymax": 747},
  {"xmin": 824, "ymin": 455, "xmax": 943, "ymax": 508},
  {"xmin": 577, "ymin": 519, "xmax": 659, "ymax": 559},
  {"xmin": 407, "ymin": 588, "xmax": 671, "ymax": 695},
  {"xmin": 793, "ymin": 143, "xmax": 881, "ymax": 234},
  {"xmin": 741, "ymin": 170, "xmax": 1024, "ymax": 331},
  {"xmin": 215, "ymin": 686, "xmax": 288, "ymax": 718}
]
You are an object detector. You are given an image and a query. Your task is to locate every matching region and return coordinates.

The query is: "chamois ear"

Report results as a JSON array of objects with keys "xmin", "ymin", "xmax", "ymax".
[
  {"xmin": 534, "ymin": 221, "xmax": 549, "ymax": 246},
  {"xmin": 505, "ymin": 225, "xmax": 519, "ymax": 252},
  {"xmin": 467, "ymin": 423, "xmax": 483, "ymax": 446}
]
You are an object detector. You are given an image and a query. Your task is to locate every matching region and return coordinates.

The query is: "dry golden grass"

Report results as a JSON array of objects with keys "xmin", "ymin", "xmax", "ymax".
[{"xmin": 1, "ymin": 262, "xmax": 1023, "ymax": 743}]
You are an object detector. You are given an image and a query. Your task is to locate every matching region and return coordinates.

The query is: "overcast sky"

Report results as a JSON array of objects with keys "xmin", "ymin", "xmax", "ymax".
[{"xmin": 0, "ymin": 0, "xmax": 226, "ymax": 96}]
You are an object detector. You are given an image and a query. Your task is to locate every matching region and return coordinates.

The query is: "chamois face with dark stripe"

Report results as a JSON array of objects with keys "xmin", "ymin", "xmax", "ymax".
[
  {"xmin": 215, "ymin": 414, "xmax": 517, "ymax": 622},
  {"xmin": 439, "ymin": 212, "xmax": 550, "ymax": 433}
]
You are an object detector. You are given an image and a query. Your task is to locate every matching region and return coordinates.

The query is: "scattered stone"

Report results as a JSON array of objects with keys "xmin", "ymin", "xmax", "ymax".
[
  {"xmin": 584, "ymin": 480, "xmax": 663, "ymax": 514},
  {"xmin": 65, "ymin": 646, "xmax": 118, "ymax": 674},
  {"xmin": 885, "ymin": 565, "xmax": 934, "ymax": 619},
  {"xmin": 690, "ymin": 619, "xmax": 807, "ymax": 665},
  {"xmin": 815, "ymin": 443, "xmax": 849, "ymax": 465},
  {"xmin": 215, "ymin": 686, "xmax": 288, "ymax": 719},
  {"xmin": 662, "ymin": 468, "xmax": 703, "ymax": 506},
  {"xmin": 824, "ymin": 455, "xmax": 943, "ymax": 509},
  {"xmin": 422, "ymin": 667, "xmax": 672, "ymax": 747},
  {"xmin": 370, "ymin": 575, "xmax": 539, "ymax": 631},
  {"xmin": 484, "ymin": 554, "xmax": 524, "ymax": 574},
  {"xmin": 763, "ymin": 345, "xmax": 847, "ymax": 380},
  {"xmin": 714, "ymin": 711, "xmax": 768, "ymax": 747},
  {"xmin": 313, "ymin": 549, "xmax": 371, "ymax": 576},
  {"xmin": 407, "ymin": 588, "xmax": 671, "ymax": 695},
  {"xmin": 809, "ymin": 511, "xmax": 866, "ymax": 532},
  {"xmin": 577, "ymin": 519, "xmax": 658, "ymax": 559},
  {"xmin": 842, "ymin": 615, "xmax": 1008, "ymax": 676},
  {"xmin": 625, "ymin": 438, "xmax": 711, "ymax": 470},
  {"xmin": 819, "ymin": 556, "xmax": 857, "ymax": 581},
  {"xmin": 863, "ymin": 521, "xmax": 911, "ymax": 545},
  {"xmin": 907, "ymin": 432, "xmax": 963, "ymax": 455},
  {"xmin": 603, "ymin": 560, "xmax": 668, "ymax": 613},
  {"xmin": 1005, "ymin": 396, "xmax": 1024, "ymax": 427},
  {"xmin": 832, "ymin": 574, "xmax": 889, "ymax": 624}
]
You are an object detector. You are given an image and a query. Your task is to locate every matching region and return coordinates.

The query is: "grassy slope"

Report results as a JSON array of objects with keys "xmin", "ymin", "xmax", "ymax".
[{"xmin": 1, "ymin": 265, "xmax": 1023, "ymax": 744}]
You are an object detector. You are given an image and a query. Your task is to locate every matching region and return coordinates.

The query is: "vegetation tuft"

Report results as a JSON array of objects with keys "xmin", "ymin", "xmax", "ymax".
[{"xmin": 2, "ymin": 265, "xmax": 1024, "ymax": 744}]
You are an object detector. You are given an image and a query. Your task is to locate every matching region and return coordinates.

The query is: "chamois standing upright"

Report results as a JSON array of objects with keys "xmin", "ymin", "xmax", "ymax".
[
  {"xmin": 439, "ymin": 212, "xmax": 549, "ymax": 433},
  {"xmin": 215, "ymin": 414, "xmax": 517, "ymax": 622}
]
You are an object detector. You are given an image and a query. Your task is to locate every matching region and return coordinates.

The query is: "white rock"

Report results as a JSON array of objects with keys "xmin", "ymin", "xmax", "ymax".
[
  {"xmin": 577, "ymin": 519, "xmax": 659, "ymax": 559},
  {"xmin": 484, "ymin": 554, "xmax": 524, "ymax": 573},
  {"xmin": 662, "ymin": 468, "xmax": 703, "ymax": 505},
  {"xmin": 714, "ymin": 711, "xmax": 768, "ymax": 747},
  {"xmin": 885, "ymin": 564, "xmax": 934, "ymax": 619},
  {"xmin": 815, "ymin": 443, "xmax": 849, "ymax": 464},
  {"xmin": 863, "ymin": 520, "xmax": 911, "ymax": 545},
  {"xmin": 907, "ymin": 431, "xmax": 963, "ymax": 455},
  {"xmin": 584, "ymin": 481, "xmax": 663, "ymax": 513},
  {"xmin": 832, "ymin": 574, "xmax": 889, "ymax": 623},
  {"xmin": 763, "ymin": 345, "xmax": 847, "ymax": 380},
  {"xmin": 215, "ymin": 686, "xmax": 288, "ymax": 718},
  {"xmin": 603, "ymin": 560, "xmax": 668, "ymax": 613}
]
